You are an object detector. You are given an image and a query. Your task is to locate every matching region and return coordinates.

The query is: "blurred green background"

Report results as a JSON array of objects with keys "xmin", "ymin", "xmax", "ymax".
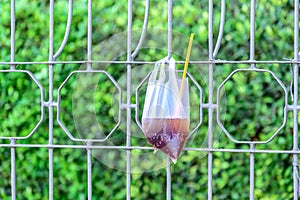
[{"xmin": 0, "ymin": 0, "xmax": 297, "ymax": 199}]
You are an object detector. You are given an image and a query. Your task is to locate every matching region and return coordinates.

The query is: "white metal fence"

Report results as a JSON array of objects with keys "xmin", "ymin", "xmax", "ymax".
[{"xmin": 0, "ymin": 0, "xmax": 300, "ymax": 199}]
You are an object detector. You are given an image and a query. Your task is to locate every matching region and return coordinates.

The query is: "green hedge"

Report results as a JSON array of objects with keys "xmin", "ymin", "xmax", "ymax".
[{"xmin": 0, "ymin": 0, "xmax": 296, "ymax": 199}]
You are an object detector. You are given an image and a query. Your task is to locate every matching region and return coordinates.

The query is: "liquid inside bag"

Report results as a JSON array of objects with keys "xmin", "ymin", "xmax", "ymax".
[{"xmin": 142, "ymin": 57, "xmax": 190, "ymax": 161}]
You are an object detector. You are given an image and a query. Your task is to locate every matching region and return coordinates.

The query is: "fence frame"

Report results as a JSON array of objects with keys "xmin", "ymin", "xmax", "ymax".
[{"xmin": 0, "ymin": 0, "xmax": 299, "ymax": 199}]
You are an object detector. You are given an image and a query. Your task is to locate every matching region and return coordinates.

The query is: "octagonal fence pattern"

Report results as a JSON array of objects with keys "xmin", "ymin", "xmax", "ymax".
[{"xmin": 1, "ymin": 0, "xmax": 300, "ymax": 199}]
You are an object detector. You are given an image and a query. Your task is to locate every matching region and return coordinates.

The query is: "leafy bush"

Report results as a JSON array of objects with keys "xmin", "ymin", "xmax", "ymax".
[{"xmin": 0, "ymin": 0, "xmax": 296, "ymax": 199}]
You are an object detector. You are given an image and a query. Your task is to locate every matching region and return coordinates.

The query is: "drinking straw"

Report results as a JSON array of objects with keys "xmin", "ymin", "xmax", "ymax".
[{"xmin": 179, "ymin": 33, "xmax": 194, "ymax": 99}]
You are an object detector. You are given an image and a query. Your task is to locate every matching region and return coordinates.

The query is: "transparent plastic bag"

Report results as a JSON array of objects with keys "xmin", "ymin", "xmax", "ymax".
[{"xmin": 142, "ymin": 57, "xmax": 190, "ymax": 162}]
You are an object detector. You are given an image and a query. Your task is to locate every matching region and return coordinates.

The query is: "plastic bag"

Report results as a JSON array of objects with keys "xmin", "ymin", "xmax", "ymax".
[{"xmin": 142, "ymin": 57, "xmax": 190, "ymax": 162}]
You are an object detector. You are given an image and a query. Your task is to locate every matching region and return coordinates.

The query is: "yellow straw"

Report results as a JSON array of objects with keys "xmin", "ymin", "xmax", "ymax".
[{"xmin": 179, "ymin": 33, "xmax": 194, "ymax": 99}]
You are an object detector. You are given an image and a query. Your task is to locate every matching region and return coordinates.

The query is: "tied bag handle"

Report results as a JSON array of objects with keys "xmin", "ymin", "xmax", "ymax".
[
  {"xmin": 145, "ymin": 58, "xmax": 167, "ymax": 118},
  {"xmin": 166, "ymin": 57, "xmax": 186, "ymax": 118},
  {"xmin": 167, "ymin": 57, "xmax": 181, "ymax": 99},
  {"xmin": 149, "ymin": 58, "xmax": 167, "ymax": 84}
]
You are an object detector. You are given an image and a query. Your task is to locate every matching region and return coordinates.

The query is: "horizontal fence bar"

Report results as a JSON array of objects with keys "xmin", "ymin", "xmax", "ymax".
[
  {"xmin": 0, "ymin": 144, "xmax": 300, "ymax": 154},
  {"xmin": 47, "ymin": 101, "xmax": 300, "ymax": 111},
  {"xmin": 0, "ymin": 60, "xmax": 300, "ymax": 65}
]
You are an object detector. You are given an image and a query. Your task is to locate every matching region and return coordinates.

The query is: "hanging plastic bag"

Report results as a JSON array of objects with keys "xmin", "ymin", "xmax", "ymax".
[{"xmin": 142, "ymin": 57, "xmax": 190, "ymax": 161}]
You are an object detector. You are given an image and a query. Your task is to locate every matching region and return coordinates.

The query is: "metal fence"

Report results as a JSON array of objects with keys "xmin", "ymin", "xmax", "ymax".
[{"xmin": 0, "ymin": 0, "xmax": 300, "ymax": 199}]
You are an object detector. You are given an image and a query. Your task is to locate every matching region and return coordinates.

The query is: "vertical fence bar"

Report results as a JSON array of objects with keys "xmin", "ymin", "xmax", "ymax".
[
  {"xmin": 293, "ymin": 0, "xmax": 299, "ymax": 199},
  {"xmin": 10, "ymin": 1, "xmax": 16, "ymax": 198},
  {"xmin": 167, "ymin": 0, "xmax": 173, "ymax": 59},
  {"xmin": 166, "ymin": 158, "xmax": 172, "ymax": 200},
  {"xmin": 208, "ymin": 0, "xmax": 214, "ymax": 199},
  {"xmin": 249, "ymin": 1, "xmax": 256, "ymax": 199},
  {"xmin": 87, "ymin": 144, "xmax": 92, "ymax": 200},
  {"xmin": 249, "ymin": 144, "xmax": 255, "ymax": 200},
  {"xmin": 48, "ymin": 1, "xmax": 54, "ymax": 199},
  {"xmin": 87, "ymin": 0, "xmax": 93, "ymax": 199},
  {"xmin": 166, "ymin": 0, "xmax": 173, "ymax": 199},
  {"xmin": 87, "ymin": 149, "xmax": 92, "ymax": 200},
  {"xmin": 49, "ymin": 0, "xmax": 54, "ymax": 60},
  {"xmin": 250, "ymin": 0, "xmax": 256, "ymax": 68},
  {"xmin": 10, "ymin": 0, "xmax": 15, "ymax": 70},
  {"xmin": 127, "ymin": 0, "xmax": 133, "ymax": 199},
  {"xmin": 10, "ymin": 139, "xmax": 16, "ymax": 200},
  {"xmin": 87, "ymin": 0, "xmax": 92, "ymax": 70}
]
